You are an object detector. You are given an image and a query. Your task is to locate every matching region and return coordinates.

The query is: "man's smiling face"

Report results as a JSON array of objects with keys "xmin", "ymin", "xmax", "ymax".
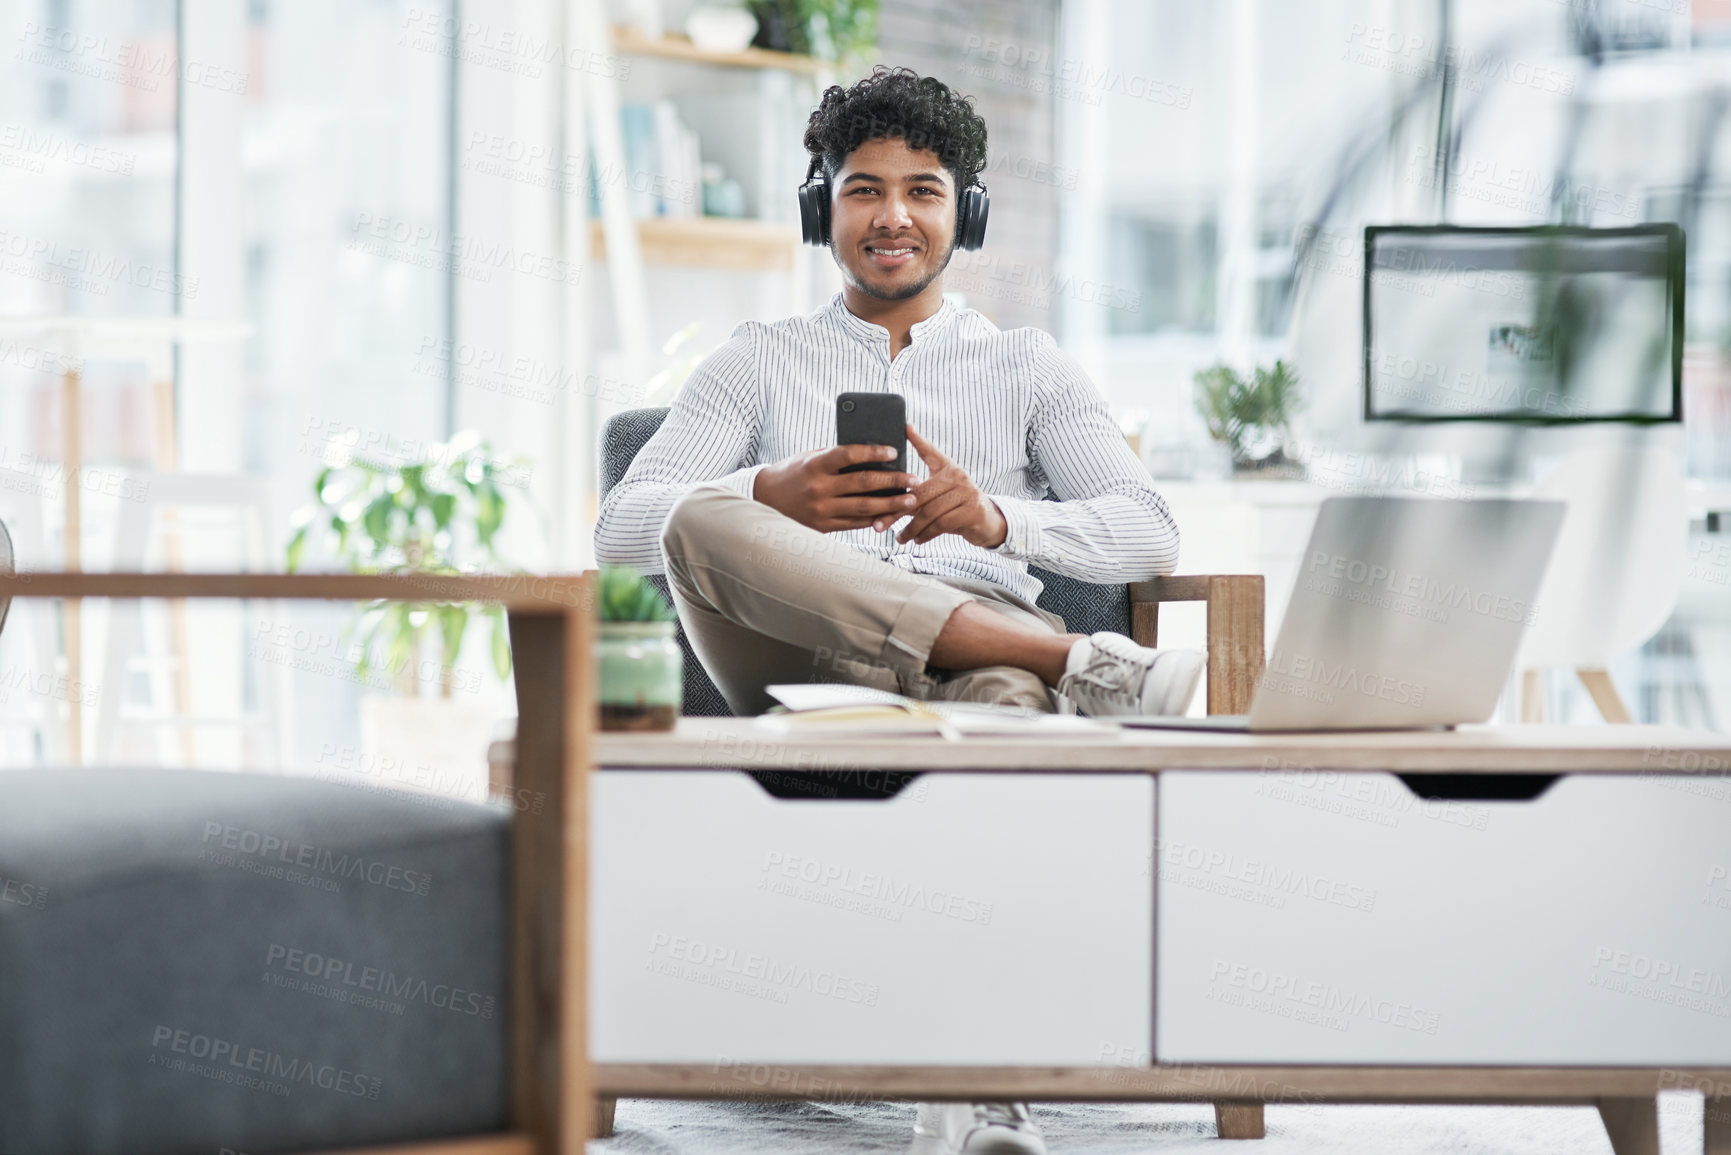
[{"xmin": 828, "ymin": 136, "xmax": 957, "ymax": 302}]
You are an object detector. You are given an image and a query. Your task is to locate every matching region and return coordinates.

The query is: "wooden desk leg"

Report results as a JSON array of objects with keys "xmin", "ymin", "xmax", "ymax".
[
  {"xmin": 1597, "ymin": 1097, "xmax": 1659, "ymax": 1155},
  {"xmin": 1708, "ymin": 1097, "xmax": 1731, "ymax": 1155},
  {"xmin": 593, "ymin": 1097, "xmax": 617, "ymax": 1138},
  {"xmin": 507, "ymin": 603, "xmax": 594, "ymax": 1155},
  {"xmin": 1213, "ymin": 1100, "xmax": 1265, "ymax": 1140}
]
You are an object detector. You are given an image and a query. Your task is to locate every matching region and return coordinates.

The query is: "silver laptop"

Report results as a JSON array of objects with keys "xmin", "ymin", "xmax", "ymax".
[{"xmin": 1125, "ymin": 496, "xmax": 1565, "ymax": 732}]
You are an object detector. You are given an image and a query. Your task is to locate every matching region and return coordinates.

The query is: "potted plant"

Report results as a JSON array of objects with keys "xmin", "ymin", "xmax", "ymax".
[
  {"xmin": 1192, "ymin": 360, "xmax": 1305, "ymax": 476},
  {"xmin": 286, "ymin": 431, "xmax": 528, "ymax": 796},
  {"xmin": 748, "ymin": 0, "xmax": 878, "ymax": 67},
  {"xmin": 597, "ymin": 566, "xmax": 683, "ymax": 731}
]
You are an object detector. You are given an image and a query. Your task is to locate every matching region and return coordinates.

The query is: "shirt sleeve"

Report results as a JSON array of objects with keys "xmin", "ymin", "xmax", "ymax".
[
  {"xmin": 593, "ymin": 327, "xmax": 762, "ymax": 573},
  {"xmin": 990, "ymin": 334, "xmax": 1181, "ymax": 582}
]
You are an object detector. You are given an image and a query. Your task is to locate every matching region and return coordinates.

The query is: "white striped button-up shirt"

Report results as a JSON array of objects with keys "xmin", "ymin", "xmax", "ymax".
[{"xmin": 594, "ymin": 292, "xmax": 1180, "ymax": 607}]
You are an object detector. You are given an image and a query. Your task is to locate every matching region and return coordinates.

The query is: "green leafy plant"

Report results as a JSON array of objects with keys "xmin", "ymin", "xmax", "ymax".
[
  {"xmin": 808, "ymin": 0, "xmax": 878, "ymax": 67},
  {"xmin": 749, "ymin": 0, "xmax": 878, "ymax": 67},
  {"xmin": 1192, "ymin": 360, "xmax": 1303, "ymax": 471},
  {"xmin": 599, "ymin": 566, "xmax": 678, "ymax": 623},
  {"xmin": 286, "ymin": 431, "xmax": 529, "ymax": 695}
]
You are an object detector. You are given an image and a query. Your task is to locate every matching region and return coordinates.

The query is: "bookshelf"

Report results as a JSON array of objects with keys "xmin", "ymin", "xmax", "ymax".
[
  {"xmin": 594, "ymin": 21, "xmax": 832, "ymax": 275},
  {"xmin": 573, "ymin": 1, "xmax": 838, "ymax": 428},
  {"xmin": 609, "ymin": 24, "xmax": 828, "ymax": 75},
  {"xmin": 588, "ymin": 217, "xmax": 800, "ymax": 271}
]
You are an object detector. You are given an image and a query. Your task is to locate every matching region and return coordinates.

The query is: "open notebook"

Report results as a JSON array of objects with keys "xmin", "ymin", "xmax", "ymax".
[{"xmin": 754, "ymin": 683, "xmax": 1115, "ymax": 739}]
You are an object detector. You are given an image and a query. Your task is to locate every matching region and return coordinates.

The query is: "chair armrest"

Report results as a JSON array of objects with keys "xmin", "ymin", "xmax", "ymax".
[{"xmin": 1127, "ymin": 575, "xmax": 1265, "ymax": 715}]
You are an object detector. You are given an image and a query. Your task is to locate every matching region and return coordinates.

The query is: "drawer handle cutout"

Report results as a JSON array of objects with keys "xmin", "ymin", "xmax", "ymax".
[
  {"xmin": 1397, "ymin": 773, "xmax": 1559, "ymax": 802},
  {"xmin": 745, "ymin": 769, "xmax": 922, "ymax": 801}
]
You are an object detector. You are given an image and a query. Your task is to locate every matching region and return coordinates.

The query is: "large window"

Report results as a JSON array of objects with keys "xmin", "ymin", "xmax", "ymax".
[
  {"xmin": 240, "ymin": 0, "xmax": 455, "ymax": 544},
  {"xmin": 0, "ymin": 0, "xmax": 179, "ymax": 466},
  {"xmin": 0, "ymin": 0, "xmax": 474, "ymax": 770},
  {"xmin": 0, "ymin": 0, "xmax": 181, "ymax": 763},
  {"xmin": 1057, "ymin": 0, "xmax": 1731, "ymax": 729},
  {"xmin": 1104, "ymin": 211, "xmax": 1216, "ymax": 336}
]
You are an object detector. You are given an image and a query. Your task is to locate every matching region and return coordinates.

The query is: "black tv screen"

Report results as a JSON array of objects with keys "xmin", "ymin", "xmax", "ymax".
[{"xmin": 1362, "ymin": 224, "xmax": 1684, "ymax": 424}]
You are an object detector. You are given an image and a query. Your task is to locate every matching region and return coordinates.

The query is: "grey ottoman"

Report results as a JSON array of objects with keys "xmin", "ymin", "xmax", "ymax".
[{"xmin": 0, "ymin": 768, "xmax": 510, "ymax": 1155}]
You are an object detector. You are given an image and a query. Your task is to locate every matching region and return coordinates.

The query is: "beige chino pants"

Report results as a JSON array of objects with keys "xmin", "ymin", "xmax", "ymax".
[{"xmin": 658, "ymin": 482, "xmax": 1070, "ymax": 717}]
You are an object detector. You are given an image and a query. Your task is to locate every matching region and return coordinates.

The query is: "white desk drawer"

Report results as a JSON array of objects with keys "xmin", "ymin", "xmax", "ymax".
[
  {"xmin": 593, "ymin": 770, "xmax": 1152, "ymax": 1065},
  {"xmin": 1156, "ymin": 770, "xmax": 1731, "ymax": 1064}
]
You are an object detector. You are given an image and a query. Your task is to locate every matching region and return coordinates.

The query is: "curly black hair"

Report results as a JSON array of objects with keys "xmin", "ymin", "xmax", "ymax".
[{"xmin": 802, "ymin": 66, "xmax": 989, "ymax": 189}]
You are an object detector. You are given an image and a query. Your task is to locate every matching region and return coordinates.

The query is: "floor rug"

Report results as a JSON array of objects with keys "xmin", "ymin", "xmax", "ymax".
[{"xmin": 595, "ymin": 1093, "xmax": 1708, "ymax": 1154}]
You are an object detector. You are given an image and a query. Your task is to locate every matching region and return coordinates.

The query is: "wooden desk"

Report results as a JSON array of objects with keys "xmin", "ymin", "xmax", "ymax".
[
  {"xmin": 596, "ymin": 717, "xmax": 1731, "ymax": 774},
  {"xmin": 592, "ymin": 719, "xmax": 1731, "ymax": 1154}
]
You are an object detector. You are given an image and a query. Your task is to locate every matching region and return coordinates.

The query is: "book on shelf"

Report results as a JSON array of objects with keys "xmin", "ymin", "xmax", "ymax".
[{"xmin": 608, "ymin": 100, "xmax": 702, "ymax": 221}]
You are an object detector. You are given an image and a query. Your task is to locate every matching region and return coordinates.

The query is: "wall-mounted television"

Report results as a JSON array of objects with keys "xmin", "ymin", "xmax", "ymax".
[{"xmin": 1363, "ymin": 224, "xmax": 1684, "ymax": 424}]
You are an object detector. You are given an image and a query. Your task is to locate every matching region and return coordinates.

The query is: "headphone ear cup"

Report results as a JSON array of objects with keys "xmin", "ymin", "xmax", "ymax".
[
  {"xmin": 797, "ymin": 181, "xmax": 826, "ymax": 246},
  {"xmin": 957, "ymin": 186, "xmax": 989, "ymax": 251}
]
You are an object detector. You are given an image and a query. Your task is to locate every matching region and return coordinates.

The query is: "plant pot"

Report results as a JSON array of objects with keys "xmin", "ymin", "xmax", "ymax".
[
  {"xmin": 1229, "ymin": 443, "xmax": 1305, "ymax": 479},
  {"xmin": 747, "ymin": 0, "xmax": 809, "ymax": 54},
  {"xmin": 686, "ymin": 4, "xmax": 758, "ymax": 53},
  {"xmin": 597, "ymin": 621, "xmax": 682, "ymax": 732}
]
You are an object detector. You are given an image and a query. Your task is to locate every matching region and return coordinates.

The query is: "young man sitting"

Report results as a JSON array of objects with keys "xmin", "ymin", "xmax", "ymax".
[{"xmin": 595, "ymin": 66, "xmax": 1202, "ymax": 1155}]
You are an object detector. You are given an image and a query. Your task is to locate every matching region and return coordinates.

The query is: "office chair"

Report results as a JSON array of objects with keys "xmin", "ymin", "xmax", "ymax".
[{"xmin": 599, "ymin": 408, "xmax": 1267, "ymax": 719}]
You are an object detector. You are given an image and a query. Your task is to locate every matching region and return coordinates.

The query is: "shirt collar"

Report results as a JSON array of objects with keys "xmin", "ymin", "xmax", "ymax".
[{"xmin": 825, "ymin": 292, "xmax": 959, "ymax": 349}]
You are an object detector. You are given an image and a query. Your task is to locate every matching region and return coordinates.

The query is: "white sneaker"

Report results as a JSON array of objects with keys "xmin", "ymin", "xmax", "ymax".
[
  {"xmin": 910, "ymin": 1102, "xmax": 1047, "ymax": 1155},
  {"xmin": 1058, "ymin": 631, "xmax": 1206, "ymax": 717}
]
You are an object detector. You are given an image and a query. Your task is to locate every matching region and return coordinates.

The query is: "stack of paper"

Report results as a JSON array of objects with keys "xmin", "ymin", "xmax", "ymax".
[{"xmin": 753, "ymin": 684, "xmax": 1118, "ymax": 739}]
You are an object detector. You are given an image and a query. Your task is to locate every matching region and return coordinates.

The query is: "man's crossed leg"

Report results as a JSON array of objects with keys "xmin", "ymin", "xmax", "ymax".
[
  {"xmin": 659, "ymin": 482, "xmax": 1203, "ymax": 723},
  {"xmin": 660, "ymin": 482, "xmax": 1075, "ymax": 714}
]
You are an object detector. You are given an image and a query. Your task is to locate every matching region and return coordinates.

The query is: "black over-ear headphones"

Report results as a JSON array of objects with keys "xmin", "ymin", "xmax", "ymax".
[{"xmin": 798, "ymin": 157, "xmax": 989, "ymax": 252}]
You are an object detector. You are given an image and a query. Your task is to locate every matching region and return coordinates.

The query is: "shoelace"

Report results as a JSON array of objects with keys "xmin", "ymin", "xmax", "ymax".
[
  {"xmin": 973, "ymin": 1102, "xmax": 1033, "ymax": 1129},
  {"xmin": 1058, "ymin": 645, "xmax": 1150, "ymax": 705}
]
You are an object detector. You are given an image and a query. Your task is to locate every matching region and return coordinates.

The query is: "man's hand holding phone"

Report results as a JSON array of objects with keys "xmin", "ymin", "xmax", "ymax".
[
  {"xmin": 753, "ymin": 394, "xmax": 1006, "ymax": 547},
  {"xmin": 752, "ymin": 444, "xmax": 918, "ymax": 533}
]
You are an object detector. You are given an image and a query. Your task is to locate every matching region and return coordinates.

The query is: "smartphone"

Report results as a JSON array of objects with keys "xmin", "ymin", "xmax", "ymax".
[{"xmin": 835, "ymin": 392, "xmax": 909, "ymax": 497}]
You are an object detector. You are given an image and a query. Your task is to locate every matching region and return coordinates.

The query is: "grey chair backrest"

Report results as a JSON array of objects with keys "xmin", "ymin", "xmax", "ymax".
[{"xmin": 599, "ymin": 408, "xmax": 1130, "ymax": 716}]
